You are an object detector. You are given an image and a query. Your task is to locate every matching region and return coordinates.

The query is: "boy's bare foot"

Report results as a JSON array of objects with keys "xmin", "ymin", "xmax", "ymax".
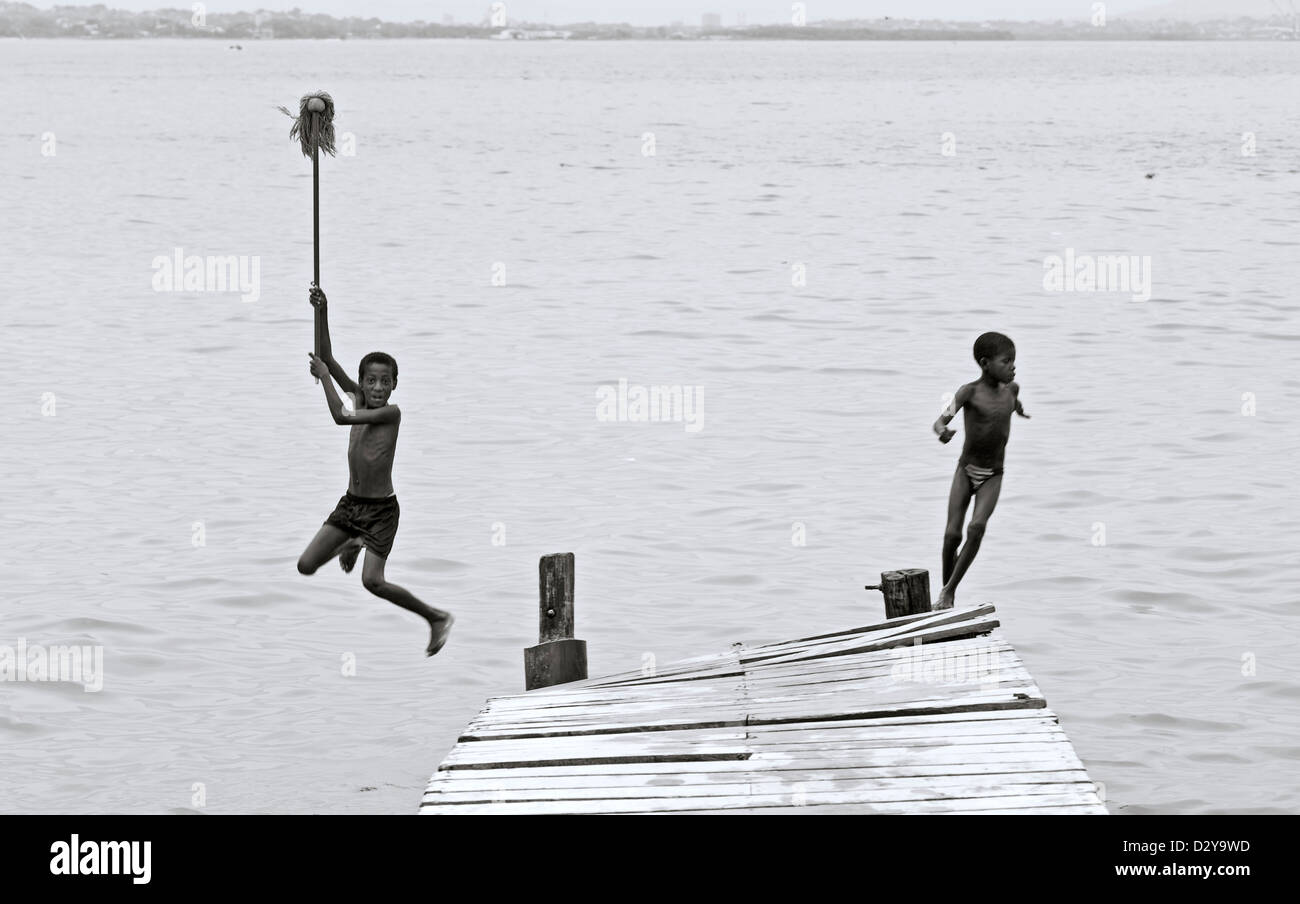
[
  {"xmin": 936, "ymin": 586, "xmax": 955, "ymax": 610},
  {"xmin": 339, "ymin": 539, "xmax": 363, "ymax": 573},
  {"xmin": 426, "ymin": 614, "xmax": 454, "ymax": 657}
]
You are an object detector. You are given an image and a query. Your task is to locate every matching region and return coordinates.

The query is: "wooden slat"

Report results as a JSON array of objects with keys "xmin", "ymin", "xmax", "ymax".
[
  {"xmin": 423, "ymin": 761, "xmax": 1096, "ymax": 794},
  {"xmin": 462, "ymin": 690, "xmax": 1049, "ymax": 741},
  {"xmin": 421, "ymin": 785, "xmax": 1103, "ymax": 815},
  {"xmin": 748, "ymin": 604, "xmax": 997, "ymax": 648},
  {"xmin": 743, "ymin": 616, "xmax": 1002, "ymax": 669},
  {"xmin": 424, "ymin": 771, "xmax": 1097, "ymax": 804},
  {"xmin": 443, "ymin": 726, "xmax": 1076, "ymax": 766},
  {"xmin": 678, "ymin": 797, "xmax": 1110, "ymax": 815},
  {"xmin": 741, "ymin": 604, "xmax": 996, "ymax": 661},
  {"xmin": 425, "ymin": 754, "xmax": 1083, "ymax": 788}
]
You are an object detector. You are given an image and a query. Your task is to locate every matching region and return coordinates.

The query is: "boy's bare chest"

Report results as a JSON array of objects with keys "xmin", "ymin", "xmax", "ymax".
[
  {"xmin": 348, "ymin": 423, "xmax": 397, "ymax": 461},
  {"xmin": 967, "ymin": 386, "xmax": 1016, "ymax": 423}
]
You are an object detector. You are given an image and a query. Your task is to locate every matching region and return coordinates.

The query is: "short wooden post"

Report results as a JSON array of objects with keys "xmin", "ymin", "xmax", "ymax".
[
  {"xmin": 865, "ymin": 568, "xmax": 932, "ymax": 618},
  {"xmin": 524, "ymin": 553, "xmax": 588, "ymax": 691}
]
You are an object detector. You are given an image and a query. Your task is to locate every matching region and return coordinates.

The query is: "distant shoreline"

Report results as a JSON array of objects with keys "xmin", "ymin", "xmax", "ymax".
[
  {"xmin": 2, "ymin": 34, "xmax": 1295, "ymax": 42},
  {"xmin": 0, "ymin": 36, "xmax": 1289, "ymax": 43},
  {"xmin": 1, "ymin": 5, "xmax": 1295, "ymax": 43}
]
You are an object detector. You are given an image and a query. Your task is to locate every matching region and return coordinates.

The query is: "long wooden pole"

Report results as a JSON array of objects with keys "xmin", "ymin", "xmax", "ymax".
[
  {"xmin": 312, "ymin": 141, "xmax": 321, "ymax": 364},
  {"xmin": 280, "ymin": 92, "xmax": 333, "ymax": 385}
]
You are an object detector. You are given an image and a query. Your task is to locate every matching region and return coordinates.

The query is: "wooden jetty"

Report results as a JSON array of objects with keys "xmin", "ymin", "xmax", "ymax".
[{"xmin": 422, "ymin": 583, "xmax": 1107, "ymax": 814}]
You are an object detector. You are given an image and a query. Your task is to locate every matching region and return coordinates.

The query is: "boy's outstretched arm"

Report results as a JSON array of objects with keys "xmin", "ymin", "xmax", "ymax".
[
  {"xmin": 933, "ymin": 384, "xmax": 971, "ymax": 443},
  {"xmin": 308, "ymin": 284, "xmax": 360, "ymax": 396},
  {"xmin": 308, "ymin": 355, "xmax": 400, "ymax": 425},
  {"xmin": 1010, "ymin": 381, "xmax": 1030, "ymax": 417}
]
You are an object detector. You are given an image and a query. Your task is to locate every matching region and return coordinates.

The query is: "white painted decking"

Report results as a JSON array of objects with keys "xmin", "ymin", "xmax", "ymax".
[{"xmin": 421, "ymin": 604, "xmax": 1108, "ymax": 814}]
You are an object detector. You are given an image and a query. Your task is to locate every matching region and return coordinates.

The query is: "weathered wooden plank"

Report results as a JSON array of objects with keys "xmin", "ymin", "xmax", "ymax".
[
  {"xmin": 460, "ymin": 710, "xmax": 1066, "ymax": 751},
  {"xmin": 952, "ymin": 803, "xmax": 1109, "ymax": 815},
  {"xmin": 473, "ymin": 681, "xmax": 1029, "ymax": 733},
  {"xmin": 743, "ymin": 617, "xmax": 1002, "ymax": 669},
  {"xmin": 479, "ymin": 635, "xmax": 1019, "ymax": 717},
  {"xmin": 739, "ymin": 638, "xmax": 1020, "ymax": 681},
  {"xmin": 424, "ymin": 759, "xmax": 1097, "ymax": 792},
  {"xmin": 426, "ymin": 755, "xmax": 1084, "ymax": 786},
  {"xmin": 421, "ymin": 784, "xmax": 1102, "ymax": 815},
  {"xmin": 739, "ymin": 607, "xmax": 996, "ymax": 663},
  {"xmin": 441, "ymin": 740, "xmax": 1083, "ymax": 774},
  {"xmin": 547, "ymin": 608, "xmax": 997, "ymax": 691},
  {"xmin": 475, "ymin": 648, "xmax": 1026, "ymax": 716},
  {"xmin": 443, "ymin": 725, "xmax": 1074, "ymax": 768},
  {"xmin": 743, "ymin": 712, "xmax": 1055, "ymax": 733},
  {"xmin": 466, "ymin": 675, "xmax": 1036, "ymax": 732},
  {"xmin": 424, "ymin": 771, "xmax": 1096, "ymax": 804},
  {"xmin": 423, "ymin": 770, "xmax": 1086, "ymax": 806},
  {"xmin": 752, "ymin": 713, "xmax": 1061, "ymax": 735},
  {"xmin": 748, "ymin": 741, "xmax": 1086, "ymax": 768},
  {"xmin": 553, "ymin": 651, "xmax": 742, "ymax": 690},
  {"xmin": 743, "ymin": 632, "xmax": 1013, "ymax": 665},
  {"xmin": 479, "ymin": 686, "xmax": 743, "ymax": 712},
  {"xmin": 442, "ymin": 739, "xmax": 1084, "ymax": 773},
  {"xmin": 745, "ymin": 604, "xmax": 995, "ymax": 652},
  {"xmin": 468, "ymin": 680, "xmax": 1034, "ymax": 732},
  {"xmin": 432, "ymin": 735, "xmax": 1079, "ymax": 780},
  {"xmin": 444, "ymin": 728, "xmax": 749, "ymax": 757},
  {"xmin": 472, "ymin": 689, "xmax": 745, "ymax": 720},
  {"xmin": 677, "ymin": 797, "xmax": 1109, "ymax": 815},
  {"xmin": 478, "ymin": 681, "xmax": 1044, "ymax": 723},
  {"xmin": 462, "ymin": 706, "xmax": 1058, "ymax": 745},
  {"xmin": 745, "ymin": 668, "xmax": 1036, "ymax": 700},
  {"xmin": 440, "ymin": 751, "xmax": 753, "ymax": 771},
  {"xmin": 460, "ymin": 696, "xmax": 1044, "ymax": 742},
  {"xmin": 461, "ymin": 692, "xmax": 1048, "ymax": 741},
  {"xmin": 745, "ymin": 684, "xmax": 1045, "ymax": 715}
]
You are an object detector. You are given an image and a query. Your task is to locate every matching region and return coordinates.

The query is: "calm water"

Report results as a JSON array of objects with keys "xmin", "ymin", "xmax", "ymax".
[{"xmin": 2, "ymin": 38, "xmax": 1298, "ymax": 814}]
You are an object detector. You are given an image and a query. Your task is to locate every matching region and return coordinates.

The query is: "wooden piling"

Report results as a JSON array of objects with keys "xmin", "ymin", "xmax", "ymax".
[
  {"xmin": 524, "ymin": 553, "xmax": 588, "ymax": 691},
  {"xmin": 866, "ymin": 568, "xmax": 932, "ymax": 618}
]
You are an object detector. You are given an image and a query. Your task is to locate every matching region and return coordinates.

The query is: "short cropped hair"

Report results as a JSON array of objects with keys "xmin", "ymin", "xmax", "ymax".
[
  {"xmin": 973, "ymin": 332, "xmax": 1014, "ymax": 365},
  {"xmin": 358, "ymin": 351, "xmax": 398, "ymax": 386}
]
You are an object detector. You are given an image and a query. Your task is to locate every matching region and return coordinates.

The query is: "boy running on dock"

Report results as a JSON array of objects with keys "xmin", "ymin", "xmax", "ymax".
[
  {"xmin": 297, "ymin": 284, "xmax": 453, "ymax": 656},
  {"xmin": 932, "ymin": 332, "xmax": 1029, "ymax": 609}
]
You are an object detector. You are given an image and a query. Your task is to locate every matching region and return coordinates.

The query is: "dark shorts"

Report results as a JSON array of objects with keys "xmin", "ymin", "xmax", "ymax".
[{"xmin": 324, "ymin": 492, "xmax": 400, "ymax": 559}]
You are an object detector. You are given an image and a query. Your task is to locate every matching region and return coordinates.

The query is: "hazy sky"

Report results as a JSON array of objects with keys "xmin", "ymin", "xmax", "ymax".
[{"xmin": 54, "ymin": 1, "xmax": 1181, "ymax": 26}]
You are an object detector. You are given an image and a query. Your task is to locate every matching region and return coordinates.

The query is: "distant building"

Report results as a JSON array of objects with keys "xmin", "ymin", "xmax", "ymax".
[{"xmin": 702, "ymin": 13, "xmax": 721, "ymax": 28}]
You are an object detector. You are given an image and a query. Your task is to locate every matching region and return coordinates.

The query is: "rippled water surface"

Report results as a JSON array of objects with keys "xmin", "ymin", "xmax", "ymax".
[{"xmin": 3, "ymin": 39, "xmax": 1299, "ymax": 814}]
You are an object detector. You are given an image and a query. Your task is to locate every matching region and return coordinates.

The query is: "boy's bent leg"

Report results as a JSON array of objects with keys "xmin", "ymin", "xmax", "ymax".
[
  {"xmin": 298, "ymin": 524, "xmax": 356, "ymax": 575},
  {"xmin": 938, "ymin": 473, "xmax": 1002, "ymax": 608},
  {"xmin": 942, "ymin": 467, "xmax": 974, "ymax": 588},
  {"xmin": 360, "ymin": 550, "xmax": 454, "ymax": 656}
]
